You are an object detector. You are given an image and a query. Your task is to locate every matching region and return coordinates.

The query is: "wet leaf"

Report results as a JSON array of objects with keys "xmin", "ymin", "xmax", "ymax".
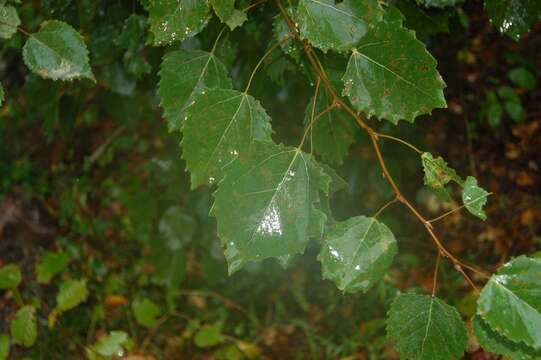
[
  {"xmin": 297, "ymin": 0, "xmax": 383, "ymax": 53},
  {"xmin": 211, "ymin": 0, "xmax": 246, "ymax": 30},
  {"xmin": 147, "ymin": 0, "xmax": 210, "ymax": 45},
  {"xmin": 387, "ymin": 293, "xmax": 468, "ymax": 360},
  {"xmin": 462, "ymin": 176, "xmax": 489, "ymax": 220},
  {"xmin": 0, "ymin": 4, "xmax": 19, "ymax": 39},
  {"xmin": 421, "ymin": 152, "xmax": 462, "ymax": 200},
  {"xmin": 318, "ymin": 216, "xmax": 397, "ymax": 293},
  {"xmin": 182, "ymin": 89, "xmax": 273, "ymax": 188},
  {"xmin": 36, "ymin": 251, "xmax": 70, "ymax": 284},
  {"xmin": 22, "ymin": 20, "xmax": 94, "ymax": 81},
  {"xmin": 473, "ymin": 315, "xmax": 541, "ymax": 360},
  {"xmin": 477, "ymin": 256, "xmax": 541, "ymax": 350},
  {"xmin": 132, "ymin": 298, "xmax": 162, "ymax": 328},
  {"xmin": 0, "ymin": 264, "xmax": 21, "ymax": 290},
  {"xmin": 342, "ymin": 8, "xmax": 446, "ymax": 124},
  {"xmin": 484, "ymin": 0, "xmax": 541, "ymax": 41},
  {"xmin": 10, "ymin": 306, "xmax": 37, "ymax": 348},
  {"xmin": 158, "ymin": 49, "xmax": 232, "ymax": 132},
  {"xmin": 211, "ymin": 141, "xmax": 330, "ymax": 273}
]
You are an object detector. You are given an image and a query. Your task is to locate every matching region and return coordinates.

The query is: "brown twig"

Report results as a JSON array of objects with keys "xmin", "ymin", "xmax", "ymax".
[{"xmin": 274, "ymin": 0, "xmax": 488, "ymax": 289}]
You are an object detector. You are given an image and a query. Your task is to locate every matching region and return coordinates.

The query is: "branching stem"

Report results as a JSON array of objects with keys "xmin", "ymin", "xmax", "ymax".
[{"xmin": 275, "ymin": 0, "xmax": 488, "ymax": 290}]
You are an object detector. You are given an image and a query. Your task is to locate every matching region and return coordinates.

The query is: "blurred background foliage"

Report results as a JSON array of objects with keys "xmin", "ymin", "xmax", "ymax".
[{"xmin": 0, "ymin": 0, "xmax": 540, "ymax": 359}]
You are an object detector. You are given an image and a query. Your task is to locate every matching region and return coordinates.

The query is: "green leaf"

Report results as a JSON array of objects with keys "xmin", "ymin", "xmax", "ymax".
[
  {"xmin": 477, "ymin": 256, "xmax": 541, "ymax": 350},
  {"xmin": 415, "ymin": 0, "xmax": 462, "ymax": 8},
  {"xmin": 483, "ymin": 91, "xmax": 503, "ymax": 127},
  {"xmin": 390, "ymin": 1, "xmax": 450, "ymax": 38},
  {"xmin": 421, "ymin": 152, "xmax": 462, "ymax": 200},
  {"xmin": 211, "ymin": 141, "xmax": 330, "ymax": 273},
  {"xmin": 387, "ymin": 293, "xmax": 468, "ymax": 360},
  {"xmin": 484, "ymin": 0, "xmax": 541, "ymax": 41},
  {"xmin": 36, "ymin": 251, "xmax": 70, "ymax": 284},
  {"xmin": 0, "ymin": 264, "xmax": 22, "ymax": 290},
  {"xmin": 194, "ymin": 322, "xmax": 222, "ymax": 348},
  {"xmin": 158, "ymin": 49, "xmax": 232, "ymax": 132},
  {"xmin": 498, "ymin": 86, "xmax": 525, "ymax": 122},
  {"xmin": 182, "ymin": 89, "xmax": 273, "ymax": 188},
  {"xmin": 305, "ymin": 90, "xmax": 357, "ymax": 165},
  {"xmin": 132, "ymin": 298, "xmax": 162, "ymax": 328},
  {"xmin": 297, "ymin": 0, "xmax": 383, "ymax": 53},
  {"xmin": 342, "ymin": 8, "xmax": 446, "ymax": 124},
  {"xmin": 473, "ymin": 315, "xmax": 541, "ymax": 360},
  {"xmin": 318, "ymin": 216, "xmax": 397, "ymax": 293},
  {"xmin": 462, "ymin": 176, "xmax": 489, "ymax": 220},
  {"xmin": 55, "ymin": 278, "xmax": 89, "ymax": 312},
  {"xmin": 89, "ymin": 331, "xmax": 129, "ymax": 357},
  {"xmin": 508, "ymin": 67, "xmax": 538, "ymax": 90},
  {"xmin": 10, "ymin": 306, "xmax": 37, "ymax": 348},
  {"xmin": 22, "ymin": 20, "xmax": 94, "ymax": 81},
  {"xmin": 0, "ymin": 334, "xmax": 9, "ymax": 360},
  {"xmin": 211, "ymin": 0, "xmax": 247, "ymax": 30},
  {"xmin": 0, "ymin": 4, "xmax": 20, "ymax": 39},
  {"xmin": 0, "ymin": 82, "xmax": 4, "ymax": 106},
  {"xmin": 147, "ymin": 0, "xmax": 210, "ymax": 45}
]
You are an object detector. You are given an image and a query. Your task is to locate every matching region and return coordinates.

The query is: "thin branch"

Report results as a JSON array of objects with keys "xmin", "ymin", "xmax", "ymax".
[
  {"xmin": 274, "ymin": 0, "xmax": 489, "ymax": 290},
  {"xmin": 374, "ymin": 196, "xmax": 399, "ymax": 218},
  {"xmin": 243, "ymin": 0, "xmax": 268, "ymax": 11},
  {"xmin": 432, "ymin": 252, "xmax": 441, "ymax": 296},
  {"xmin": 88, "ymin": 126, "xmax": 126, "ymax": 164},
  {"xmin": 428, "ymin": 192, "xmax": 493, "ymax": 224},
  {"xmin": 244, "ymin": 36, "xmax": 290, "ymax": 93},
  {"xmin": 376, "ymin": 133, "xmax": 423, "ymax": 154}
]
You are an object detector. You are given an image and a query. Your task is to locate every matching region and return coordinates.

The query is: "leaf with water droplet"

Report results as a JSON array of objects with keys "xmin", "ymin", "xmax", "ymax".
[
  {"xmin": 22, "ymin": 20, "xmax": 94, "ymax": 81},
  {"xmin": 462, "ymin": 176, "xmax": 489, "ymax": 220},
  {"xmin": 387, "ymin": 293, "xmax": 468, "ymax": 360},
  {"xmin": 304, "ymin": 90, "xmax": 357, "ymax": 165},
  {"xmin": 484, "ymin": 0, "xmax": 541, "ymax": 41},
  {"xmin": 473, "ymin": 315, "xmax": 541, "ymax": 360},
  {"xmin": 342, "ymin": 8, "xmax": 446, "ymax": 124},
  {"xmin": 147, "ymin": 0, "xmax": 210, "ymax": 45},
  {"xmin": 297, "ymin": 0, "xmax": 383, "ymax": 53},
  {"xmin": 182, "ymin": 89, "xmax": 273, "ymax": 189},
  {"xmin": 477, "ymin": 256, "xmax": 541, "ymax": 350},
  {"xmin": 158, "ymin": 49, "xmax": 232, "ymax": 132},
  {"xmin": 421, "ymin": 152, "xmax": 462, "ymax": 201},
  {"xmin": 87, "ymin": 331, "xmax": 130, "ymax": 359},
  {"xmin": 318, "ymin": 216, "xmax": 397, "ymax": 293},
  {"xmin": 0, "ymin": 4, "xmax": 20, "ymax": 40},
  {"xmin": 211, "ymin": 141, "xmax": 330, "ymax": 273}
]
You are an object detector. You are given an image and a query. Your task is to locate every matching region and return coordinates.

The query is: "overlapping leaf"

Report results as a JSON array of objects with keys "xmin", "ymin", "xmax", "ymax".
[
  {"xmin": 473, "ymin": 315, "xmax": 541, "ymax": 360},
  {"xmin": 318, "ymin": 216, "xmax": 397, "ymax": 293},
  {"xmin": 182, "ymin": 89, "xmax": 273, "ymax": 188},
  {"xmin": 342, "ymin": 8, "xmax": 446, "ymax": 124},
  {"xmin": 297, "ymin": 0, "xmax": 383, "ymax": 53},
  {"xmin": 147, "ymin": 0, "xmax": 210, "ymax": 45},
  {"xmin": 477, "ymin": 256, "xmax": 541, "ymax": 350},
  {"xmin": 158, "ymin": 49, "xmax": 232, "ymax": 131},
  {"xmin": 484, "ymin": 0, "xmax": 541, "ymax": 41},
  {"xmin": 387, "ymin": 293, "xmax": 468, "ymax": 360},
  {"xmin": 22, "ymin": 21, "xmax": 94, "ymax": 81},
  {"xmin": 212, "ymin": 141, "xmax": 330, "ymax": 272},
  {"xmin": 0, "ymin": 4, "xmax": 20, "ymax": 39},
  {"xmin": 305, "ymin": 91, "xmax": 357, "ymax": 165},
  {"xmin": 462, "ymin": 176, "xmax": 489, "ymax": 220}
]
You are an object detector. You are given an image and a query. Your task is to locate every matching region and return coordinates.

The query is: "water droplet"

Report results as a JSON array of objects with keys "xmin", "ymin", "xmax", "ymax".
[
  {"xmin": 209, "ymin": 177, "xmax": 215, "ymax": 184},
  {"xmin": 256, "ymin": 203, "xmax": 282, "ymax": 236}
]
